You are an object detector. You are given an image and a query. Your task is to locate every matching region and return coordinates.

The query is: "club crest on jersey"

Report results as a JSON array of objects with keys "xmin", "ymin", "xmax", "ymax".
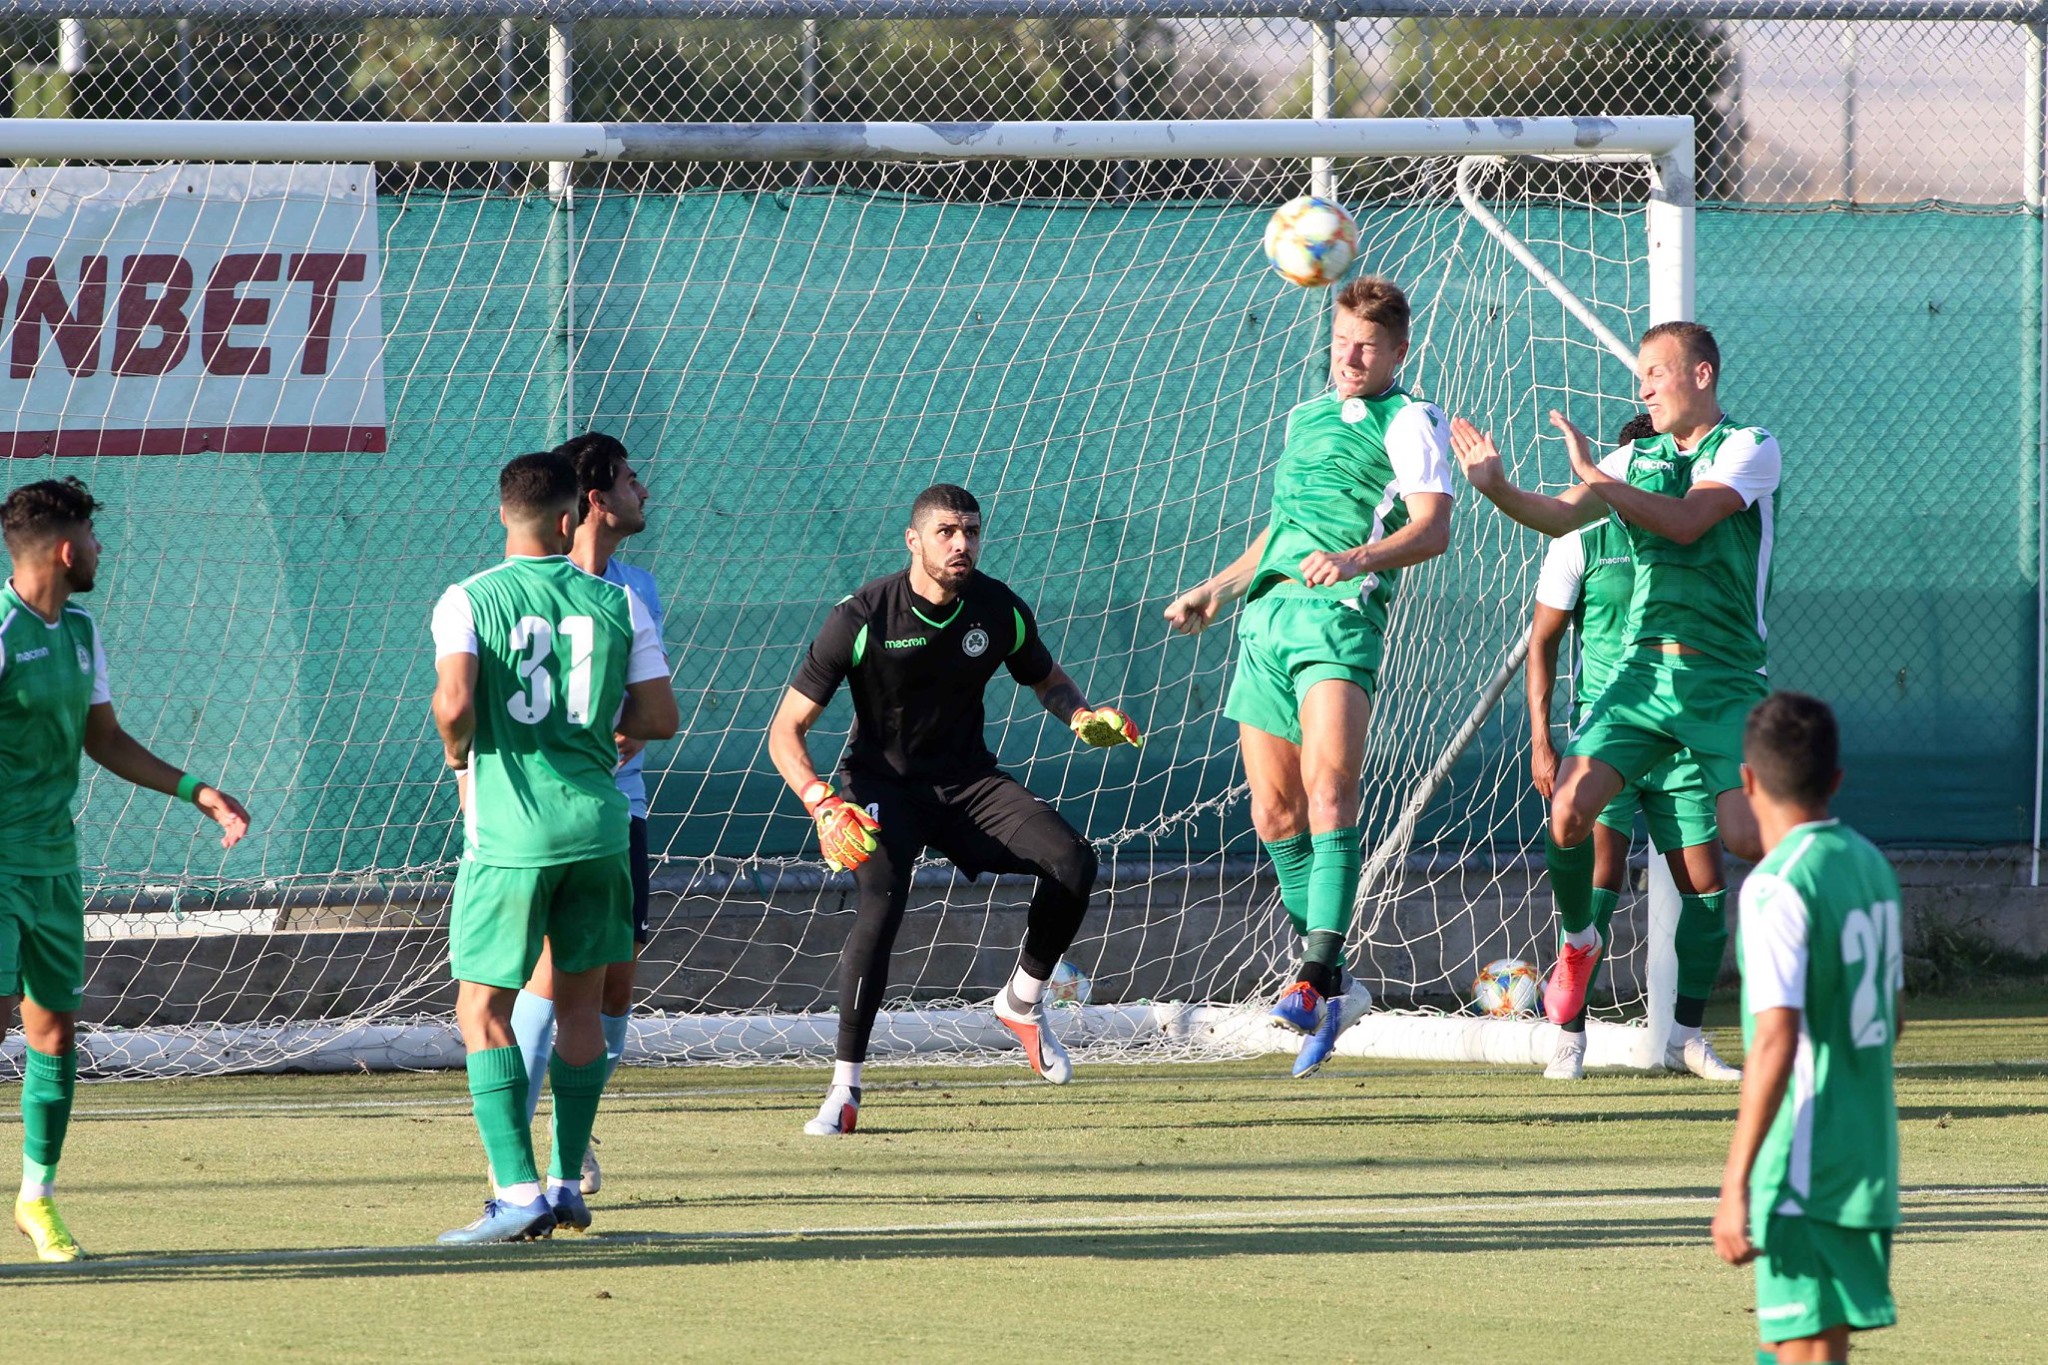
[
  {"xmin": 961, "ymin": 627, "xmax": 990, "ymax": 658},
  {"xmin": 76, "ymin": 645, "xmax": 90, "ymax": 673},
  {"xmin": 1341, "ymin": 398, "xmax": 1367, "ymax": 424}
]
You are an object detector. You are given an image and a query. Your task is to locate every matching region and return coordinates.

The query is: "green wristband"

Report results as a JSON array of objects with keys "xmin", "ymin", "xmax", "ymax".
[{"xmin": 175, "ymin": 774, "xmax": 204, "ymax": 804}]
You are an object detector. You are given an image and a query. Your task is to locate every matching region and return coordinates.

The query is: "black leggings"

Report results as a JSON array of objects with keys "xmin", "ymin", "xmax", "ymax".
[{"xmin": 832, "ymin": 772, "xmax": 1097, "ymax": 1065}]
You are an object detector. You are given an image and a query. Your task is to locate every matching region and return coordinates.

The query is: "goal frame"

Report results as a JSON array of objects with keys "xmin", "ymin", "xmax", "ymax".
[{"xmin": 0, "ymin": 114, "xmax": 1696, "ymax": 1077}]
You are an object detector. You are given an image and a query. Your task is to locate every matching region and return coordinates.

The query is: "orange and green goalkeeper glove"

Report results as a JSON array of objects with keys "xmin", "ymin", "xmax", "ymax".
[
  {"xmin": 801, "ymin": 780, "xmax": 881, "ymax": 872},
  {"xmin": 1070, "ymin": 706, "xmax": 1143, "ymax": 749}
]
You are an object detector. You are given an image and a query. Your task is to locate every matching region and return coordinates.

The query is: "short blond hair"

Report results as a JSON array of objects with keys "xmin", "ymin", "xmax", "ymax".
[{"xmin": 1334, "ymin": 276, "xmax": 1410, "ymax": 341}]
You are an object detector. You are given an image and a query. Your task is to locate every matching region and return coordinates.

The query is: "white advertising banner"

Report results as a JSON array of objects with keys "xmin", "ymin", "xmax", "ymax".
[{"xmin": 0, "ymin": 162, "xmax": 385, "ymax": 456}]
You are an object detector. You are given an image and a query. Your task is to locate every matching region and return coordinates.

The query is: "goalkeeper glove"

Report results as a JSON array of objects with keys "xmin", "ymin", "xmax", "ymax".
[
  {"xmin": 1070, "ymin": 705, "xmax": 1143, "ymax": 749},
  {"xmin": 801, "ymin": 780, "xmax": 880, "ymax": 872}
]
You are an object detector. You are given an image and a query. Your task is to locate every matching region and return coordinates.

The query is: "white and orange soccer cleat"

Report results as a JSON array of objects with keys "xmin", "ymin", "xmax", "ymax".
[
  {"xmin": 993, "ymin": 991, "xmax": 1073, "ymax": 1084},
  {"xmin": 804, "ymin": 1085, "xmax": 861, "ymax": 1136}
]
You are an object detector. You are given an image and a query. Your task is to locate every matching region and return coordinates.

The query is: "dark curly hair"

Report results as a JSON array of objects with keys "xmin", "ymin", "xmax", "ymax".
[
  {"xmin": 555, "ymin": 432, "xmax": 632, "ymax": 525},
  {"xmin": 2, "ymin": 477, "xmax": 101, "ymax": 549}
]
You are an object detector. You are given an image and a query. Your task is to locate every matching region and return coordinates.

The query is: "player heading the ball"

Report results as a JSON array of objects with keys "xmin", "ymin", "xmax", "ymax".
[
  {"xmin": 1714, "ymin": 692, "xmax": 1902, "ymax": 1364},
  {"xmin": 1452, "ymin": 321, "xmax": 1780, "ymax": 1076},
  {"xmin": 2, "ymin": 477, "xmax": 251, "ymax": 1263},
  {"xmin": 430, "ymin": 451, "xmax": 677, "ymax": 1244},
  {"xmin": 1165, "ymin": 276, "xmax": 1455, "ymax": 1077},
  {"xmin": 767, "ymin": 484, "xmax": 1140, "ymax": 1136}
]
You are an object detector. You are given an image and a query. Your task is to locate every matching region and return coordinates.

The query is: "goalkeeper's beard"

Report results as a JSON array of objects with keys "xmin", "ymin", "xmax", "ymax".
[{"xmin": 922, "ymin": 550, "xmax": 975, "ymax": 592}]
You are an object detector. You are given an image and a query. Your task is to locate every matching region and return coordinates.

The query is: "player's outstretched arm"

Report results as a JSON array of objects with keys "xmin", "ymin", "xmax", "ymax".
[
  {"xmin": 1712, "ymin": 1005, "xmax": 1798, "ymax": 1265},
  {"xmin": 1164, "ymin": 527, "xmax": 1271, "ymax": 636},
  {"xmin": 1031, "ymin": 664, "xmax": 1142, "ymax": 749},
  {"xmin": 1526, "ymin": 604, "xmax": 1571, "ymax": 800},
  {"xmin": 1298, "ymin": 491, "xmax": 1451, "ymax": 587},
  {"xmin": 82, "ymin": 703, "xmax": 250, "ymax": 849},
  {"xmin": 1450, "ymin": 416, "xmax": 1605, "ymax": 538},
  {"xmin": 1552, "ymin": 410, "xmax": 1747, "ymax": 545}
]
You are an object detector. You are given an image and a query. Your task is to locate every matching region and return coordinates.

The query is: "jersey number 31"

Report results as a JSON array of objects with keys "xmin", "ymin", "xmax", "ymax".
[
  {"xmin": 1842, "ymin": 898, "xmax": 1902, "ymax": 1050},
  {"xmin": 509, "ymin": 615, "xmax": 595, "ymax": 726}
]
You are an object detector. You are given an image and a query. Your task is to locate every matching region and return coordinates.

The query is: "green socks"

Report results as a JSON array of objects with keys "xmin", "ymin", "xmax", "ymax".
[
  {"xmin": 1545, "ymin": 831, "xmax": 1596, "ymax": 934},
  {"xmin": 1306, "ymin": 828, "xmax": 1360, "ymax": 938},
  {"xmin": 1676, "ymin": 890, "xmax": 1731, "ymax": 1001},
  {"xmin": 1263, "ymin": 832, "xmax": 1315, "ymax": 936},
  {"xmin": 466, "ymin": 1044, "xmax": 539, "ymax": 1189},
  {"xmin": 20, "ymin": 1046, "xmax": 76, "ymax": 1195},
  {"xmin": 547, "ymin": 1052, "xmax": 611, "ymax": 1184}
]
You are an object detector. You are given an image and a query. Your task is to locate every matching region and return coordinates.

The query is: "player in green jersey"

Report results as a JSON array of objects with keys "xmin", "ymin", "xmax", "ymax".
[
  {"xmin": 1, "ymin": 477, "xmax": 251, "ymax": 1262},
  {"xmin": 1715, "ymin": 692, "xmax": 1900, "ymax": 1364},
  {"xmin": 1165, "ymin": 277, "xmax": 1454, "ymax": 1077},
  {"xmin": 1453, "ymin": 321, "xmax": 1777, "ymax": 1070},
  {"xmin": 430, "ymin": 452, "xmax": 678, "ymax": 1244},
  {"xmin": 1527, "ymin": 413, "xmax": 1740, "ymax": 1082}
]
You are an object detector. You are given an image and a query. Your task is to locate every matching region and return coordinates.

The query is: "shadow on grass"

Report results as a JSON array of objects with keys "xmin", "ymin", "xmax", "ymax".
[{"xmin": 12, "ymin": 1186, "xmax": 2042, "ymax": 1287}]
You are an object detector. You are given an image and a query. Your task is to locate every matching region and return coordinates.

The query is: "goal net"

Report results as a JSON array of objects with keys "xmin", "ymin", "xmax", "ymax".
[{"xmin": 0, "ymin": 118, "xmax": 1692, "ymax": 1078}]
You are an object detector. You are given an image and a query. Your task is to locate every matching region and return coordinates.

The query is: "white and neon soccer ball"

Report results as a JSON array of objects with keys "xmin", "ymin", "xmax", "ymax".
[
  {"xmin": 1263, "ymin": 195, "xmax": 1360, "ymax": 288},
  {"xmin": 1471, "ymin": 958, "xmax": 1542, "ymax": 1017},
  {"xmin": 1047, "ymin": 960, "xmax": 1092, "ymax": 1007}
]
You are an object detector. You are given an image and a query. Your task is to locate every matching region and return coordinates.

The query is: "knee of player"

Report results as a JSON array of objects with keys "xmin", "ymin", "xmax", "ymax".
[
  {"xmin": 1041, "ymin": 832, "xmax": 1097, "ymax": 899},
  {"xmin": 1304, "ymin": 780, "xmax": 1361, "ymax": 831},
  {"xmin": 1549, "ymin": 802, "xmax": 1592, "ymax": 848}
]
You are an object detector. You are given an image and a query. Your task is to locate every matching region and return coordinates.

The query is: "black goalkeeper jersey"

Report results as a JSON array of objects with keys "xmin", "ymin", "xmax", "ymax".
[{"xmin": 790, "ymin": 569, "xmax": 1056, "ymax": 782}]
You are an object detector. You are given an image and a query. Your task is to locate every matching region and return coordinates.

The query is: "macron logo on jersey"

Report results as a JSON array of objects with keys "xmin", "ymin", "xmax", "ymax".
[
  {"xmin": 884, "ymin": 637, "xmax": 927, "ymax": 650},
  {"xmin": 14, "ymin": 646, "xmax": 50, "ymax": 664}
]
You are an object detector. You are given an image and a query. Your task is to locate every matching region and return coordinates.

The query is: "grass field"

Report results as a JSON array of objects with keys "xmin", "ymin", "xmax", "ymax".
[{"xmin": 4, "ymin": 999, "xmax": 2044, "ymax": 1363}]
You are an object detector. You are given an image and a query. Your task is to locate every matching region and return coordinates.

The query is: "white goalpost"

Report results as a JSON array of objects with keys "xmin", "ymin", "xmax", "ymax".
[{"xmin": 0, "ymin": 115, "xmax": 1696, "ymax": 1078}]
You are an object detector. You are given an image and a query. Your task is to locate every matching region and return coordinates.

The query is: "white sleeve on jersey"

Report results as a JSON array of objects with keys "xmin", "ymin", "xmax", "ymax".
[
  {"xmin": 1694, "ymin": 427, "xmax": 1782, "ymax": 508},
  {"xmin": 1533, "ymin": 528, "xmax": 1588, "ymax": 612},
  {"xmin": 1386, "ymin": 401, "xmax": 1457, "ymax": 498},
  {"xmin": 89, "ymin": 618, "xmax": 111, "ymax": 705},
  {"xmin": 1740, "ymin": 871, "xmax": 1810, "ymax": 1012},
  {"xmin": 624, "ymin": 588, "xmax": 670, "ymax": 685},
  {"xmin": 431, "ymin": 585, "xmax": 478, "ymax": 659},
  {"xmin": 1595, "ymin": 444, "xmax": 1633, "ymax": 480}
]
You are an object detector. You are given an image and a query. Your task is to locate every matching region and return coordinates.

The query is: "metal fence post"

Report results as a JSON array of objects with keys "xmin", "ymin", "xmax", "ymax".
[
  {"xmin": 547, "ymin": 19, "xmax": 573, "ymax": 200},
  {"xmin": 1311, "ymin": 17, "xmax": 1335, "ymax": 198},
  {"xmin": 2031, "ymin": 21, "xmax": 2047, "ymax": 887},
  {"xmin": 58, "ymin": 16, "xmax": 86, "ymax": 75}
]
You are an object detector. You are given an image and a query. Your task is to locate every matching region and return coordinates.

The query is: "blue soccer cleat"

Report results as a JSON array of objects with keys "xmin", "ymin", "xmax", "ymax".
[
  {"xmin": 436, "ymin": 1195, "xmax": 556, "ymax": 1245},
  {"xmin": 1293, "ymin": 978, "xmax": 1373, "ymax": 1077},
  {"xmin": 1269, "ymin": 980, "xmax": 1324, "ymax": 1035},
  {"xmin": 550, "ymin": 1187, "xmax": 592, "ymax": 1233}
]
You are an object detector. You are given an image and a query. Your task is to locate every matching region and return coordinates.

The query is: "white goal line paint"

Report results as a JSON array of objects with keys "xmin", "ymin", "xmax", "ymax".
[{"xmin": 2, "ymin": 1186, "xmax": 2037, "ymax": 1279}]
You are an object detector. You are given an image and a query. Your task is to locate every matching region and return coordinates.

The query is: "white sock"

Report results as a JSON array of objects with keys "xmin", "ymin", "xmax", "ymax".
[
  {"xmin": 546, "ymin": 1176, "xmax": 579, "ymax": 1199},
  {"xmin": 1561, "ymin": 925, "xmax": 1600, "ymax": 951},
  {"xmin": 1006, "ymin": 965, "xmax": 1046, "ymax": 1006},
  {"xmin": 19, "ymin": 1179, "xmax": 55, "ymax": 1201},
  {"xmin": 496, "ymin": 1180, "xmax": 544, "ymax": 1206},
  {"xmin": 832, "ymin": 1060, "xmax": 862, "ymax": 1091},
  {"xmin": 1670, "ymin": 1022, "xmax": 1703, "ymax": 1045}
]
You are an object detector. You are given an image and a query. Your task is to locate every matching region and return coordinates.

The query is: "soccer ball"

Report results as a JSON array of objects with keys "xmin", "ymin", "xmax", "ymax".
[
  {"xmin": 1471, "ymin": 958, "xmax": 1542, "ymax": 1017},
  {"xmin": 1263, "ymin": 195, "xmax": 1360, "ymax": 288},
  {"xmin": 1047, "ymin": 960, "xmax": 1092, "ymax": 1007}
]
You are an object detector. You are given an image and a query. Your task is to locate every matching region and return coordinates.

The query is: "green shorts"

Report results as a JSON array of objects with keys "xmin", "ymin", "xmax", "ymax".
[
  {"xmin": 1224, "ymin": 591, "xmax": 1381, "ymax": 746},
  {"xmin": 449, "ymin": 853, "xmax": 634, "ymax": 988},
  {"xmin": 1754, "ymin": 1214, "xmax": 1896, "ymax": 1344},
  {"xmin": 1566, "ymin": 649, "xmax": 1768, "ymax": 796},
  {"xmin": 1591, "ymin": 750, "xmax": 1720, "ymax": 852},
  {"xmin": 0, "ymin": 871, "xmax": 86, "ymax": 1013}
]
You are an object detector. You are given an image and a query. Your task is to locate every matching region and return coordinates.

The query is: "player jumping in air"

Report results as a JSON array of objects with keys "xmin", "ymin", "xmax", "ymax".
[
  {"xmin": 2, "ymin": 478, "xmax": 251, "ymax": 1262},
  {"xmin": 1714, "ymin": 691, "xmax": 1901, "ymax": 1364},
  {"xmin": 503, "ymin": 433, "xmax": 664, "ymax": 1198},
  {"xmin": 431, "ymin": 451, "xmax": 676, "ymax": 1242},
  {"xmin": 767, "ymin": 484, "xmax": 1140, "ymax": 1136},
  {"xmin": 1452, "ymin": 321, "xmax": 1776, "ymax": 1077},
  {"xmin": 1164, "ymin": 276, "xmax": 1454, "ymax": 1077},
  {"xmin": 1525, "ymin": 412, "xmax": 1739, "ymax": 1081}
]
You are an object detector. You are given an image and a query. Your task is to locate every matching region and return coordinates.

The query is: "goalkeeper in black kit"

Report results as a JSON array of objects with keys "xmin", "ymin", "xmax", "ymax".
[{"xmin": 767, "ymin": 484, "xmax": 1143, "ymax": 1136}]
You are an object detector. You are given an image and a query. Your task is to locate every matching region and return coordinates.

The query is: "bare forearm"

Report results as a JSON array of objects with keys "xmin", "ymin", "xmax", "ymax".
[
  {"xmin": 432, "ymin": 695, "xmax": 474, "ymax": 768},
  {"xmin": 85, "ymin": 728, "xmax": 188, "ymax": 796},
  {"xmin": 1033, "ymin": 667, "xmax": 1091, "ymax": 723},
  {"xmin": 1721, "ymin": 1029, "xmax": 1796, "ymax": 1191},
  {"xmin": 769, "ymin": 722, "xmax": 823, "ymax": 797},
  {"xmin": 1346, "ymin": 519, "xmax": 1448, "ymax": 576},
  {"xmin": 1477, "ymin": 481, "xmax": 1597, "ymax": 538},
  {"xmin": 1586, "ymin": 480, "xmax": 1704, "ymax": 543},
  {"xmin": 1527, "ymin": 650, "xmax": 1558, "ymax": 750},
  {"xmin": 1201, "ymin": 528, "xmax": 1271, "ymax": 606}
]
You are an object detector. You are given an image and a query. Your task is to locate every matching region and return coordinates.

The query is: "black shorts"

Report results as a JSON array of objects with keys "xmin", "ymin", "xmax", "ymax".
[
  {"xmin": 836, "ymin": 769, "xmax": 1065, "ymax": 881},
  {"xmin": 629, "ymin": 815, "xmax": 651, "ymax": 945}
]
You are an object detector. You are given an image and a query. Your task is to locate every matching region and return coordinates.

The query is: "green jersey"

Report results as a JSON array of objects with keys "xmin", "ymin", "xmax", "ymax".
[
  {"xmin": 1533, "ymin": 517, "xmax": 1635, "ymax": 724},
  {"xmin": 1246, "ymin": 386, "xmax": 1455, "ymax": 631},
  {"xmin": 1595, "ymin": 420, "xmax": 1781, "ymax": 674},
  {"xmin": 0, "ymin": 582, "xmax": 109, "ymax": 876},
  {"xmin": 432, "ymin": 555, "xmax": 669, "ymax": 867},
  {"xmin": 1738, "ymin": 819, "xmax": 1902, "ymax": 1233}
]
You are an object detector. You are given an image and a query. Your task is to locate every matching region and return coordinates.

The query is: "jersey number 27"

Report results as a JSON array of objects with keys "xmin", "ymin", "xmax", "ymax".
[{"xmin": 509, "ymin": 615, "xmax": 595, "ymax": 726}]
